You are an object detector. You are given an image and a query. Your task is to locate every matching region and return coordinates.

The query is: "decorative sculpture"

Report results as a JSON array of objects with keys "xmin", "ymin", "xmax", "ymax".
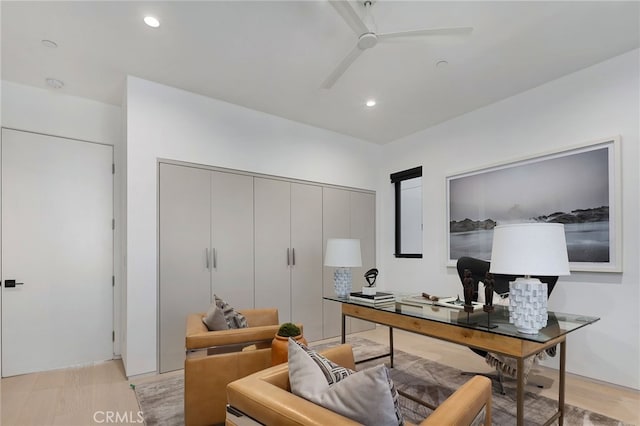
[
  {"xmin": 483, "ymin": 272, "xmax": 495, "ymax": 314},
  {"xmin": 463, "ymin": 269, "xmax": 474, "ymax": 314},
  {"xmin": 364, "ymin": 268, "xmax": 378, "ymax": 287}
]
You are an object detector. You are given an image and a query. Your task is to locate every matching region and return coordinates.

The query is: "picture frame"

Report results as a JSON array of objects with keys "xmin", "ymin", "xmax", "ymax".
[{"xmin": 446, "ymin": 136, "xmax": 622, "ymax": 273}]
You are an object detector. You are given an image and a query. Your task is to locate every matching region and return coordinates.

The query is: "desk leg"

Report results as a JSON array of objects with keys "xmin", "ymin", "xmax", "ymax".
[
  {"xmin": 389, "ymin": 327, "xmax": 394, "ymax": 368},
  {"xmin": 559, "ymin": 340, "xmax": 566, "ymax": 426},
  {"xmin": 517, "ymin": 357, "xmax": 524, "ymax": 426},
  {"xmin": 341, "ymin": 313, "xmax": 346, "ymax": 344}
]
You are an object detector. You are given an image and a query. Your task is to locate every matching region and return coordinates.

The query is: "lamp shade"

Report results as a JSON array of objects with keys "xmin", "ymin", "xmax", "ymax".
[
  {"xmin": 489, "ymin": 223, "xmax": 570, "ymax": 276},
  {"xmin": 324, "ymin": 238, "xmax": 362, "ymax": 267}
]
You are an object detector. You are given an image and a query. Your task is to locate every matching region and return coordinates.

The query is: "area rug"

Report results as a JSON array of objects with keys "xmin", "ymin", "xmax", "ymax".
[{"xmin": 134, "ymin": 337, "xmax": 627, "ymax": 426}]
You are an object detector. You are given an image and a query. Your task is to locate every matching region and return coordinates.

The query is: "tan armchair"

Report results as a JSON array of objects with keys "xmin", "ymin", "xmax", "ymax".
[
  {"xmin": 184, "ymin": 308, "xmax": 281, "ymax": 426},
  {"xmin": 226, "ymin": 344, "xmax": 492, "ymax": 426}
]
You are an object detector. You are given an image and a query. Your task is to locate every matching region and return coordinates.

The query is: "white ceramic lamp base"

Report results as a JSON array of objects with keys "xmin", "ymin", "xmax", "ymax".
[
  {"xmin": 508, "ymin": 277, "xmax": 548, "ymax": 334},
  {"xmin": 334, "ymin": 267, "xmax": 352, "ymax": 298}
]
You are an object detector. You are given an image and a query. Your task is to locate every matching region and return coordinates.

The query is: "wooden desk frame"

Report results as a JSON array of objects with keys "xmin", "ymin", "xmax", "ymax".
[{"xmin": 339, "ymin": 302, "xmax": 566, "ymax": 426}]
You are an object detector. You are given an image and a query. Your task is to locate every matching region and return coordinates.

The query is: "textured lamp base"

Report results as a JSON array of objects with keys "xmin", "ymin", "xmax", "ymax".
[
  {"xmin": 509, "ymin": 277, "xmax": 548, "ymax": 334},
  {"xmin": 334, "ymin": 267, "xmax": 352, "ymax": 297}
]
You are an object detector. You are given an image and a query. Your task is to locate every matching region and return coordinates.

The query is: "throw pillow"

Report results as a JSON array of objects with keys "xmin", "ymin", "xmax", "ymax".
[
  {"xmin": 213, "ymin": 294, "xmax": 248, "ymax": 329},
  {"xmin": 288, "ymin": 339, "xmax": 403, "ymax": 426},
  {"xmin": 201, "ymin": 303, "xmax": 229, "ymax": 331},
  {"xmin": 293, "ymin": 339, "xmax": 352, "ymax": 385}
]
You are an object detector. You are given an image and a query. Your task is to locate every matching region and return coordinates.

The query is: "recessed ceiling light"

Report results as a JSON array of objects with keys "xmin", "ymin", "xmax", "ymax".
[
  {"xmin": 436, "ymin": 60, "xmax": 449, "ymax": 68},
  {"xmin": 144, "ymin": 16, "xmax": 160, "ymax": 28},
  {"xmin": 41, "ymin": 39, "xmax": 58, "ymax": 48},
  {"xmin": 45, "ymin": 78, "xmax": 64, "ymax": 89},
  {"xmin": 365, "ymin": 99, "xmax": 376, "ymax": 107}
]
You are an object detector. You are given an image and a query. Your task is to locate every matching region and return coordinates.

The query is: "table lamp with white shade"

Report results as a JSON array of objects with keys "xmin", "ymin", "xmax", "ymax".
[
  {"xmin": 489, "ymin": 223, "xmax": 570, "ymax": 334},
  {"xmin": 324, "ymin": 238, "xmax": 362, "ymax": 297}
]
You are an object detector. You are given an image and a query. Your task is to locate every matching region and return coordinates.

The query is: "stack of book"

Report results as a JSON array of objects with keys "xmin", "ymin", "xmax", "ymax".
[{"xmin": 348, "ymin": 291, "xmax": 396, "ymax": 307}]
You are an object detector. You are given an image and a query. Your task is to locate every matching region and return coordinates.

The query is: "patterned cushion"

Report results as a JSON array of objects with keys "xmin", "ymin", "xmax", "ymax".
[
  {"xmin": 213, "ymin": 295, "xmax": 248, "ymax": 329},
  {"xmin": 293, "ymin": 339, "xmax": 352, "ymax": 385},
  {"xmin": 288, "ymin": 338, "xmax": 404, "ymax": 426},
  {"xmin": 201, "ymin": 303, "xmax": 229, "ymax": 331}
]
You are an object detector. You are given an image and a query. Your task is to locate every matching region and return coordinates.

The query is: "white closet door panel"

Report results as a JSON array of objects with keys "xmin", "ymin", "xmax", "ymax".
[
  {"xmin": 159, "ymin": 164, "xmax": 211, "ymax": 373},
  {"xmin": 322, "ymin": 187, "xmax": 351, "ymax": 338},
  {"xmin": 1, "ymin": 129, "xmax": 113, "ymax": 377},
  {"xmin": 349, "ymin": 191, "xmax": 376, "ymax": 333},
  {"xmin": 211, "ymin": 171, "xmax": 254, "ymax": 311},
  {"xmin": 254, "ymin": 178, "xmax": 291, "ymax": 321},
  {"xmin": 290, "ymin": 183, "xmax": 323, "ymax": 342}
]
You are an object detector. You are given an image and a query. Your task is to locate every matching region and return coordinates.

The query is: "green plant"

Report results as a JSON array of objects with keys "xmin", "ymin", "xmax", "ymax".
[{"xmin": 277, "ymin": 322, "xmax": 301, "ymax": 337}]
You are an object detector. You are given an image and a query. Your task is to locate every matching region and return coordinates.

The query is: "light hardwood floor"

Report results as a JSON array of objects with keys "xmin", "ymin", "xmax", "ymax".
[{"xmin": 1, "ymin": 326, "xmax": 638, "ymax": 425}]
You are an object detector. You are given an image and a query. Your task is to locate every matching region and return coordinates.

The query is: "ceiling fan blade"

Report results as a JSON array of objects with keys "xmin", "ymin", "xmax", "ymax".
[
  {"xmin": 329, "ymin": 1, "xmax": 369, "ymax": 36},
  {"xmin": 378, "ymin": 26, "xmax": 473, "ymax": 41},
  {"xmin": 321, "ymin": 45, "xmax": 364, "ymax": 89}
]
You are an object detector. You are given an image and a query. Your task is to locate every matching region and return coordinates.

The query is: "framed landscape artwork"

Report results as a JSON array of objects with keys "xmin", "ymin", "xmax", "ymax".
[{"xmin": 446, "ymin": 137, "xmax": 621, "ymax": 272}]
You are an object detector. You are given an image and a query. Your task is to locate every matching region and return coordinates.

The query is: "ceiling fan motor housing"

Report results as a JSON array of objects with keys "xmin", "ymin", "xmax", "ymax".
[{"xmin": 358, "ymin": 33, "xmax": 378, "ymax": 49}]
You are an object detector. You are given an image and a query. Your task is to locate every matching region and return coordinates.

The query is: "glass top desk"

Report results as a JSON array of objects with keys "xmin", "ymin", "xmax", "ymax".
[{"xmin": 324, "ymin": 294, "xmax": 600, "ymax": 426}]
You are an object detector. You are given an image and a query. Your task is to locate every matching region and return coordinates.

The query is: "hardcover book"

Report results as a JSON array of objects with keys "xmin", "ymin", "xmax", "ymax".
[
  {"xmin": 348, "ymin": 297, "xmax": 396, "ymax": 307},
  {"xmin": 349, "ymin": 291, "xmax": 395, "ymax": 300}
]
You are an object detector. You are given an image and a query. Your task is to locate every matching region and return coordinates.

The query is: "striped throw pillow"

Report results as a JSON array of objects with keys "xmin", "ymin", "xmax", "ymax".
[{"xmin": 213, "ymin": 294, "xmax": 248, "ymax": 329}]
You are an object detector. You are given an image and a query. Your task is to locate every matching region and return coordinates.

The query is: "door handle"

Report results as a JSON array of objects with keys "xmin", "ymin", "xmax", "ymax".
[
  {"xmin": 205, "ymin": 248, "xmax": 210, "ymax": 269},
  {"xmin": 213, "ymin": 248, "xmax": 217, "ymax": 269},
  {"xmin": 292, "ymin": 248, "xmax": 296, "ymax": 266},
  {"xmin": 287, "ymin": 248, "xmax": 290, "ymax": 266},
  {"xmin": 4, "ymin": 279, "xmax": 23, "ymax": 288}
]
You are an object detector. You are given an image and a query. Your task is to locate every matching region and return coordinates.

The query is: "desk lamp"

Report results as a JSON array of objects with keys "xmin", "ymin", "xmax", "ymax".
[
  {"xmin": 324, "ymin": 238, "xmax": 362, "ymax": 297},
  {"xmin": 489, "ymin": 223, "xmax": 570, "ymax": 334}
]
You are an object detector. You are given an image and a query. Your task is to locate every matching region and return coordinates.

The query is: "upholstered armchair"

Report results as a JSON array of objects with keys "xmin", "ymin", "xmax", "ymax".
[
  {"xmin": 184, "ymin": 308, "xmax": 281, "ymax": 426},
  {"xmin": 226, "ymin": 344, "xmax": 492, "ymax": 426}
]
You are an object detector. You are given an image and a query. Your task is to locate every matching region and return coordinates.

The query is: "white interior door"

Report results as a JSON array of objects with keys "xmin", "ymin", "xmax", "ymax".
[{"xmin": 1, "ymin": 128, "xmax": 113, "ymax": 377}]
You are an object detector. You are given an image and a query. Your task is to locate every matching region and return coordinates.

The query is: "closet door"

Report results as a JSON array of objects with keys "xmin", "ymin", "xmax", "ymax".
[
  {"xmin": 290, "ymin": 183, "xmax": 323, "ymax": 342},
  {"xmin": 322, "ymin": 188, "xmax": 350, "ymax": 338},
  {"xmin": 159, "ymin": 164, "xmax": 211, "ymax": 373},
  {"xmin": 211, "ymin": 172, "xmax": 254, "ymax": 310},
  {"xmin": 254, "ymin": 178, "xmax": 291, "ymax": 321},
  {"xmin": 322, "ymin": 188, "xmax": 376, "ymax": 338},
  {"xmin": 349, "ymin": 191, "xmax": 376, "ymax": 333}
]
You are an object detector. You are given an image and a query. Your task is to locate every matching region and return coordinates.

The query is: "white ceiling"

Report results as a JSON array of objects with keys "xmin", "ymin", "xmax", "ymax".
[{"xmin": 2, "ymin": 1, "xmax": 638, "ymax": 144}]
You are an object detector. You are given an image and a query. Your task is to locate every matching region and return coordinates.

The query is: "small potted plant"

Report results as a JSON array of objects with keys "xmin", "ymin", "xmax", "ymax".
[{"xmin": 271, "ymin": 322, "xmax": 306, "ymax": 365}]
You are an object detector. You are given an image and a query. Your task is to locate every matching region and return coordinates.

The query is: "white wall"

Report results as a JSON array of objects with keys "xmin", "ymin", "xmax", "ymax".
[
  {"xmin": 125, "ymin": 76, "xmax": 381, "ymax": 376},
  {"xmin": 378, "ymin": 50, "xmax": 640, "ymax": 389},
  {"xmin": 1, "ymin": 81, "xmax": 121, "ymax": 145},
  {"xmin": 0, "ymin": 80, "xmax": 124, "ymax": 370}
]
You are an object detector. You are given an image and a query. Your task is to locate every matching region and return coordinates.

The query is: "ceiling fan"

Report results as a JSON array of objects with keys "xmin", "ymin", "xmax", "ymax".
[{"xmin": 323, "ymin": 0, "xmax": 473, "ymax": 89}]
